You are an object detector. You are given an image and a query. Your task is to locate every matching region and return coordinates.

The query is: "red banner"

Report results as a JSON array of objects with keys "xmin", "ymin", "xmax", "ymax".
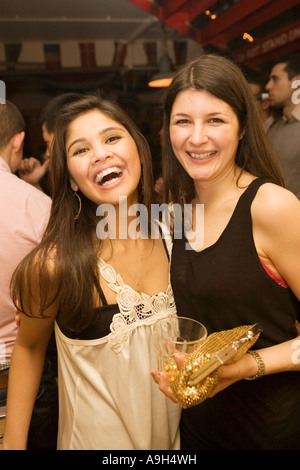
[{"xmin": 235, "ymin": 20, "xmax": 300, "ymax": 63}]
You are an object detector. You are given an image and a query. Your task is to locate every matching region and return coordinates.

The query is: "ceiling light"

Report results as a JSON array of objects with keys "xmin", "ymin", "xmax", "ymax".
[
  {"xmin": 243, "ymin": 32, "xmax": 254, "ymax": 42},
  {"xmin": 148, "ymin": 23, "xmax": 173, "ymax": 88},
  {"xmin": 148, "ymin": 54, "xmax": 173, "ymax": 87}
]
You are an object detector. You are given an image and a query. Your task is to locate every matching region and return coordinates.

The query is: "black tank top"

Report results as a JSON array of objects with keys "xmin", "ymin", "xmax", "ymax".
[
  {"xmin": 171, "ymin": 178, "xmax": 300, "ymax": 450},
  {"xmin": 171, "ymin": 178, "xmax": 300, "ymax": 348}
]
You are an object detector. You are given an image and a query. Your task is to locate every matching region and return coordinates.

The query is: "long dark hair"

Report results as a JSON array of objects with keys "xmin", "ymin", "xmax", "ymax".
[
  {"xmin": 162, "ymin": 53, "xmax": 284, "ymax": 204},
  {"xmin": 11, "ymin": 93, "xmax": 154, "ymax": 331}
]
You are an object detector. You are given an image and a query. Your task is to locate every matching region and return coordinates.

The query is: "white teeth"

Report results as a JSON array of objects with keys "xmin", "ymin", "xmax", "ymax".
[
  {"xmin": 95, "ymin": 166, "xmax": 122, "ymax": 185},
  {"xmin": 100, "ymin": 177, "xmax": 120, "ymax": 187},
  {"xmin": 189, "ymin": 151, "xmax": 216, "ymax": 160}
]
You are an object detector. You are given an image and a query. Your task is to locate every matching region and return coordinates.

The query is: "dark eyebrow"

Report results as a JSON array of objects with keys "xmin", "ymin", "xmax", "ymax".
[
  {"xmin": 207, "ymin": 112, "xmax": 228, "ymax": 117},
  {"xmin": 67, "ymin": 138, "xmax": 87, "ymax": 154},
  {"xmin": 171, "ymin": 111, "xmax": 229, "ymax": 119},
  {"xmin": 67, "ymin": 126, "xmax": 125, "ymax": 153}
]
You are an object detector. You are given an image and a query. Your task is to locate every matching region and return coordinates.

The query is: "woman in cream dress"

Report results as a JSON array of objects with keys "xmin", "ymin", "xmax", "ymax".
[{"xmin": 3, "ymin": 94, "xmax": 180, "ymax": 450}]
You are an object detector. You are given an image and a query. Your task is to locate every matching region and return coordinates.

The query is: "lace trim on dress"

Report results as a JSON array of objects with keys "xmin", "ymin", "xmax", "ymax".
[{"xmin": 98, "ymin": 259, "xmax": 176, "ymax": 353}]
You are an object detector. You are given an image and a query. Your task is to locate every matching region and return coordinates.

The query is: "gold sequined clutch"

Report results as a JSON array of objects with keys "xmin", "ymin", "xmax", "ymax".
[{"xmin": 170, "ymin": 324, "xmax": 262, "ymax": 409}]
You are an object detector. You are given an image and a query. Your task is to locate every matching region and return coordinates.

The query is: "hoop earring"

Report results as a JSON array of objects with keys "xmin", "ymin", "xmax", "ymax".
[{"xmin": 73, "ymin": 191, "xmax": 82, "ymax": 221}]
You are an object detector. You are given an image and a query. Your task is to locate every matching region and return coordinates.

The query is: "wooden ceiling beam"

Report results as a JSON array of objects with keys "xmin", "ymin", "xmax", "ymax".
[
  {"xmin": 243, "ymin": 39, "xmax": 300, "ymax": 69},
  {"xmin": 160, "ymin": 0, "xmax": 219, "ymax": 40},
  {"xmin": 233, "ymin": 19, "xmax": 300, "ymax": 64},
  {"xmin": 160, "ymin": 0, "xmax": 190, "ymax": 19},
  {"xmin": 200, "ymin": 0, "xmax": 273, "ymax": 43},
  {"xmin": 161, "ymin": 0, "xmax": 217, "ymax": 22},
  {"xmin": 127, "ymin": 0, "xmax": 161, "ymax": 18},
  {"xmin": 203, "ymin": 0, "xmax": 300, "ymax": 46},
  {"xmin": 128, "ymin": 0, "xmax": 219, "ymax": 41},
  {"xmin": 128, "ymin": 0, "xmax": 299, "ymax": 72}
]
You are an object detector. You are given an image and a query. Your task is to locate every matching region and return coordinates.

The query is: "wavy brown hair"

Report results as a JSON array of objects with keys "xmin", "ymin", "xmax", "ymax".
[
  {"xmin": 162, "ymin": 53, "xmax": 284, "ymax": 204},
  {"xmin": 11, "ymin": 93, "xmax": 154, "ymax": 332}
]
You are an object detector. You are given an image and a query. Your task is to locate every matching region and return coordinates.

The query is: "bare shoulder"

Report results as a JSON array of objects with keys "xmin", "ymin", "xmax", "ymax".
[
  {"xmin": 251, "ymin": 182, "xmax": 300, "ymax": 296},
  {"xmin": 252, "ymin": 182, "xmax": 300, "ymax": 228},
  {"xmin": 253, "ymin": 182, "xmax": 300, "ymax": 213}
]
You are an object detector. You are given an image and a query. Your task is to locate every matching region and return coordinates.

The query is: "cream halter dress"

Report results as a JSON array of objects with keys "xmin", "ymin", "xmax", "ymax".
[{"xmin": 54, "ymin": 236, "xmax": 180, "ymax": 450}]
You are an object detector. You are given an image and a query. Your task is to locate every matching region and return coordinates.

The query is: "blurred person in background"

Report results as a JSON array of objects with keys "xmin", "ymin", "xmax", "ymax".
[
  {"xmin": 265, "ymin": 53, "xmax": 300, "ymax": 199},
  {"xmin": 18, "ymin": 92, "xmax": 81, "ymax": 195},
  {"xmin": 0, "ymin": 101, "xmax": 57, "ymax": 450}
]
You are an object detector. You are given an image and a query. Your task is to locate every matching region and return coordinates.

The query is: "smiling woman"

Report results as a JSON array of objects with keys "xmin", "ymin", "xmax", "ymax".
[
  {"xmin": 65, "ymin": 109, "xmax": 142, "ymax": 208},
  {"xmin": 95, "ymin": 167, "xmax": 123, "ymax": 186},
  {"xmin": 3, "ymin": 93, "xmax": 181, "ymax": 450},
  {"xmin": 153, "ymin": 53, "xmax": 300, "ymax": 450},
  {"xmin": 169, "ymin": 89, "xmax": 242, "ymax": 183}
]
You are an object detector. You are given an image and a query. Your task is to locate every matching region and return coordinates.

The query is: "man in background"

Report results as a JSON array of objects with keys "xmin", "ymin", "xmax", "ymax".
[
  {"xmin": 247, "ymin": 74, "xmax": 273, "ymax": 127},
  {"xmin": 18, "ymin": 92, "xmax": 81, "ymax": 195},
  {"xmin": 0, "ymin": 101, "xmax": 57, "ymax": 449},
  {"xmin": 265, "ymin": 53, "xmax": 300, "ymax": 199}
]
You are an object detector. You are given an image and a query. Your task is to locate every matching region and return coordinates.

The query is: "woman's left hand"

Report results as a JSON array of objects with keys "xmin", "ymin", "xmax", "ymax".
[{"xmin": 209, "ymin": 353, "xmax": 258, "ymax": 397}]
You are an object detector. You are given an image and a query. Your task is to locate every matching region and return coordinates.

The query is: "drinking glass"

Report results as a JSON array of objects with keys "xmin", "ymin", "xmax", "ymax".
[{"xmin": 153, "ymin": 316, "xmax": 207, "ymax": 381}]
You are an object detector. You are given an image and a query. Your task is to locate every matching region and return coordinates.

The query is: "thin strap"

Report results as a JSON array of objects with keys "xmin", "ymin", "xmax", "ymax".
[
  {"xmin": 98, "ymin": 257, "xmax": 128, "ymax": 295},
  {"xmin": 220, "ymin": 177, "xmax": 276, "ymax": 239},
  {"xmin": 225, "ymin": 178, "xmax": 275, "ymax": 229},
  {"xmin": 237, "ymin": 178, "xmax": 274, "ymax": 209},
  {"xmin": 159, "ymin": 221, "xmax": 173, "ymax": 260},
  {"xmin": 97, "ymin": 284, "xmax": 108, "ymax": 306},
  {"xmin": 98, "ymin": 226, "xmax": 172, "ymax": 296},
  {"xmin": 97, "ymin": 256, "xmax": 176, "ymax": 353}
]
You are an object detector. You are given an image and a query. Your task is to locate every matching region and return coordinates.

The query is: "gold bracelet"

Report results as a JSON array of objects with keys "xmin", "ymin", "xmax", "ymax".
[{"xmin": 245, "ymin": 350, "xmax": 265, "ymax": 380}]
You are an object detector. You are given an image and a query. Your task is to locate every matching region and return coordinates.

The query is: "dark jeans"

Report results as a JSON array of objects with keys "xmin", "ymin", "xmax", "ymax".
[{"xmin": 1, "ymin": 334, "xmax": 58, "ymax": 450}]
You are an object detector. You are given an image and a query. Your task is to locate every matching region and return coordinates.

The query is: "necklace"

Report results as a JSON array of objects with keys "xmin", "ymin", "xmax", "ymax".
[
  {"xmin": 117, "ymin": 252, "xmax": 144, "ymax": 293},
  {"xmin": 109, "ymin": 240, "xmax": 147, "ymax": 294}
]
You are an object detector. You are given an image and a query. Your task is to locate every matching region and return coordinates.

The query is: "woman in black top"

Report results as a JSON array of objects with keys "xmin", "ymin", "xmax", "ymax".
[{"xmin": 152, "ymin": 54, "xmax": 300, "ymax": 449}]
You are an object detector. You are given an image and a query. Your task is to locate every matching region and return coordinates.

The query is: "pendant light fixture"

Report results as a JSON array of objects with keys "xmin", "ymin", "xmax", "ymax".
[{"xmin": 148, "ymin": 24, "xmax": 173, "ymax": 88}]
